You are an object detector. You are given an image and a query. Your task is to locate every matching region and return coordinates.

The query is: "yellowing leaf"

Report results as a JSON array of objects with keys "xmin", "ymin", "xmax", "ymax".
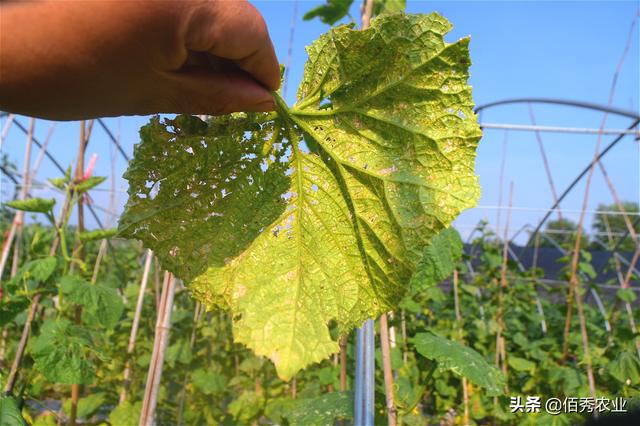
[{"xmin": 119, "ymin": 13, "xmax": 481, "ymax": 379}]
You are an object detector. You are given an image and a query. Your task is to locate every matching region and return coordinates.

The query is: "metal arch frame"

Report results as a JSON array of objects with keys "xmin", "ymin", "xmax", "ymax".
[
  {"xmin": 520, "ymin": 118, "xmax": 640, "ymax": 249},
  {"xmin": 473, "ymin": 98, "xmax": 640, "ymax": 250},
  {"xmin": 475, "ymin": 98, "xmax": 640, "ymax": 120}
]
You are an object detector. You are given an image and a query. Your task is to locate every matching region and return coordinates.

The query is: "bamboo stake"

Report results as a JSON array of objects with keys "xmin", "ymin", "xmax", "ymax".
[
  {"xmin": 0, "ymin": 113, "xmax": 15, "ymax": 148},
  {"xmin": 0, "ymin": 118, "xmax": 35, "ymax": 282},
  {"xmin": 495, "ymin": 131, "xmax": 508, "ymax": 236},
  {"xmin": 139, "ymin": 272, "xmax": 176, "ymax": 426},
  {"xmin": 3, "ymin": 292, "xmax": 42, "ymax": 394},
  {"xmin": 600, "ymin": 217, "xmax": 637, "ymax": 349},
  {"xmin": 154, "ymin": 257, "xmax": 161, "ymax": 310},
  {"xmin": 120, "ymin": 249, "xmax": 154, "ymax": 403},
  {"xmin": 29, "ymin": 123, "xmax": 56, "ymax": 183},
  {"xmin": 596, "ymin": 163, "xmax": 638, "ymax": 246},
  {"xmin": 496, "ymin": 183, "xmax": 513, "ymax": 387},
  {"xmin": 69, "ymin": 120, "xmax": 91, "ymax": 426},
  {"xmin": 339, "ymin": 335, "xmax": 348, "ymax": 391},
  {"xmin": 290, "ymin": 376, "xmax": 297, "ymax": 399},
  {"xmin": 380, "ymin": 313, "xmax": 397, "ymax": 426},
  {"xmin": 400, "ymin": 310, "xmax": 408, "ymax": 364},
  {"xmin": 361, "ymin": 0, "xmax": 374, "ymax": 30},
  {"xmin": 528, "ymin": 103, "xmax": 564, "ymax": 225},
  {"xmin": 453, "ymin": 270, "xmax": 469, "ymax": 426}
]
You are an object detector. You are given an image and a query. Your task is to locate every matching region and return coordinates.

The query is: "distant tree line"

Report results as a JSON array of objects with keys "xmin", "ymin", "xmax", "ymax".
[{"xmin": 541, "ymin": 201, "xmax": 639, "ymax": 251}]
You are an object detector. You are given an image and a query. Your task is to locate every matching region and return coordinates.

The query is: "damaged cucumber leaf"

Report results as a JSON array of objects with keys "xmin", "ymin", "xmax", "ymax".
[{"xmin": 119, "ymin": 12, "xmax": 481, "ymax": 379}]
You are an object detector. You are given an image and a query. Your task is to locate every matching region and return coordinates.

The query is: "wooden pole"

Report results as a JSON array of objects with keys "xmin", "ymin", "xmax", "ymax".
[
  {"xmin": 379, "ymin": 313, "xmax": 397, "ymax": 426},
  {"xmin": 120, "ymin": 249, "xmax": 154, "ymax": 403},
  {"xmin": 139, "ymin": 272, "xmax": 176, "ymax": 425}
]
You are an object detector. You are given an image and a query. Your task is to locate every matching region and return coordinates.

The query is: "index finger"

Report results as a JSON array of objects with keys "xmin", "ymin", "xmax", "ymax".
[{"xmin": 184, "ymin": 0, "xmax": 280, "ymax": 91}]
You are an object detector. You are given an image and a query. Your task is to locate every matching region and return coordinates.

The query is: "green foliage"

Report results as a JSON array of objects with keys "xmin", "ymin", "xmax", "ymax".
[
  {"xmin": 267, "ymin": 392, "xmax": 353, "ymax": 425},
  {"xmin": 303, "ymin": 0, "xmax": 354, "ymax": 25},
  {"xmin": 617, "ymin": 287, "xmax": 637, "ymax": 303},
  {"xmin": 58, "ymin": 275, "xmax": 124, "ymax": 328},
  {"xmin": 75, "ymin": 176, "xmax": 107, "ymax": 193},
  {"xmin": 508, "ymin": 355, "xmax": 536, "ymax": 373},
  {"xmin": 78, "ymin": 228, "xmax": 117, "ymax": 243},
  {"xmin": 591, "ymin": 201, "xmax": 639, "ymax": 251},
  {"xmin": 413, "ymin": 331, "xmax": 506, "ymax": 396},
  {"xmin": 121, "ymin": 12, "xmax": 481, "ymax": 380},
  {"xmin": 14, "ymin": 257, "xmax": 57, "ymax": 283},
  {"xmin": 608, "ymin": 351, "xmax": 640, "ymax": 385},
  {"xmin": 109, "ymin": 401, "xmax": 142, "ymax": 425},
  {"xmin": 29, "ymin": 318, "xmax": 96, "ymax": 384},
  {"xmin": 0, "ymin": 395, "xmax": 28, "ymax": 426},
  {"xmin": 227, "ymin": 391, "xmax": 263, "ymax": 424},
  {"xmin": 6, "ymin": 197, "xmax": 55, "ymax": 214},
  {"xmin": 410, "ymin": 227, "xmax": 463, "ymax": 291},
  {"xmin": 48, "ymin": 177, "xmax": 67, "ymax": 190},
  {"xmin": 62, "ymin": 392, "xmax": 106, "ymax": 420},
  {"xmin": 374, "ymin": 0, "xmax": 407, "ymax": 16},
  {"xmin": 0, "ymin": 296, "xmax": 30, "ymax": 326},
  {"xmin": 192, "ymin": 368, "xmax": 227, "ymax": 395}
]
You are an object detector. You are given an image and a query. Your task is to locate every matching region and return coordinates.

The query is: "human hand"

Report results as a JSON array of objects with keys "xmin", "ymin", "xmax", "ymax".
[{"xmin": 0, "ymin": 0, "xmax": 280, "ymax": 120}]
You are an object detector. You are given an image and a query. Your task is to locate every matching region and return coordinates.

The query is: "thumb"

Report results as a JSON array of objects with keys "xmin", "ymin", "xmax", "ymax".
[{"xmin": 161, "ymin": 68, "xmax": 276, "ymax": 116}]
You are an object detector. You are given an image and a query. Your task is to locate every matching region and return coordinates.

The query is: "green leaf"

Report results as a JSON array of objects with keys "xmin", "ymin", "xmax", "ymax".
[
  {"xmin": 0, "ymin": 296, "xmax": 30, "ymax": 327},
  {"xmin": 78, "ymin": 228, "xmax": 118, "ymax": 243},
  {"xmin": 192, "ymin": 369, "xmax": 227, "ymax": 395},
  {"xmin": 120, "ymin": 13, "xmax": 481, "ymax": 380},
  {"xmin": 616, "ymin": 287, "xmax": 637, "ymax": 303},
  {"xmin": 578, "ymin": 261, "xmax": 596, "ymax": 279},
  {"xmin": 608, "ymin": 351, "xmax": 640, "ymax": 385},
  {"xmin": 75, "ymin": 176, "xmax": 107, "ymax": 193},
  {"xmin": 0, "ymin": 395, "xmax": 28, "ymax": 426},
  {"xmin": 6, "ymin": 197, "xmax": 55, "ymax": 214},
  {"xmin": 410, "ymin": 227, "xmax": 463, "ymax": 290},
  {"xmin": 413, "ymin": 332, "xmax": 505, "ymax": 396},
  {"xmin": 59, "ymin": 275, "xmax": 124, "ymax": 328},
  {"xmin": 109, "ymin": 401, "xmax": 142, "ymax": 426},
  {"xmin": 48, "ymin": 177, "xmax": 68, "ymax": 190},
  {"xmin": 508, "ymin": 356, "xmax": 536, "ymax": 373},
  {"xmin": 267, "ymin": 392, "xmax": 353, "ymax": 426},
  {"xmin": 62, "ymin": 392, "xmax": 106, "ymax": 420},
  {"xmin": 374, "ymin": 0, "xmax": 406, "ymax": 16},
  {"xmin": 303, "ymin": 0, "xmax": 354, "ymax": 25},
  {"xmin": 228, "ymin": 391, "xmax": 263, "ymax": 424},
  {"xmin": 165, "ymin": 339, "xmax": 192, "ymax": 368},
  {"xmin": 29, "ymin": 319, "xmax": 95, "ymax": 384},
  {"xmin": 21, "ymin": 257, "xmax": 57, "ymax": 282}
]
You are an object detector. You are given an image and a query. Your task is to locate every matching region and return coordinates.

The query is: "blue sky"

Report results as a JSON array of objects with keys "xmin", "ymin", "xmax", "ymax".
[{"xmin": 1, "ymin": 0, "xmax": 639, "ymax": 244}]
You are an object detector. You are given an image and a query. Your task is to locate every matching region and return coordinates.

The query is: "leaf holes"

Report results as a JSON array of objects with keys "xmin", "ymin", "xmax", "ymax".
[{"xmin": 149, "ymin": 181, "xmax": 160, "ymax": 200}]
